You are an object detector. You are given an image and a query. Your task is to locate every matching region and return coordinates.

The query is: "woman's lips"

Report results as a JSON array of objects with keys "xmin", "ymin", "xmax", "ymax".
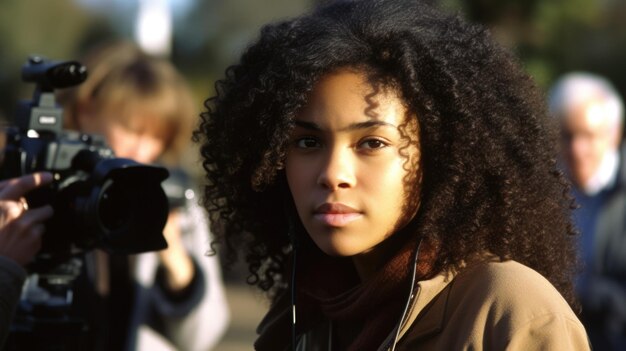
[{"xmin": 314, "ymin": 203, "xmax": 362, "ymax": 227}]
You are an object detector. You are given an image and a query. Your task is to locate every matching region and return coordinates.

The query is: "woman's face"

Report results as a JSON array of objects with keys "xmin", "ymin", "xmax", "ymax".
[
  {"xmin": 286, "ymin": 69, "xmax": 421, "ymax": 257},
  {"xmin": 102, "ymin": 119, "xmax": 166, "ymax": 164},
  {"xmin": 78, "ymin": 107, "xmax": 167, "ymax": 164}
]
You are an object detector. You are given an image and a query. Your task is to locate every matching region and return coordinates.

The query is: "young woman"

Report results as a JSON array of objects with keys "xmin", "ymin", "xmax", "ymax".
[{"xmin": 195, "ymin": 0, "xmax": 590, "ymax": 349}]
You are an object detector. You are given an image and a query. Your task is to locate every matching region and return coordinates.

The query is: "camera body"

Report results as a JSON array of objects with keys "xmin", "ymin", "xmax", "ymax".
[{"xmin": 1, "ymin": 57, "xmax": 170, "ymax": 270}]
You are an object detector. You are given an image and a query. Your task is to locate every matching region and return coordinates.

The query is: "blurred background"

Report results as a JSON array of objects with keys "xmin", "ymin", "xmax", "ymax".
[
  {"xmin": 1, "ymin": 0, "xmax": 625, "ymax": 349},
  {"xmin": 3, "ymin": 0, "xmax": 626, "ymax": 122}
]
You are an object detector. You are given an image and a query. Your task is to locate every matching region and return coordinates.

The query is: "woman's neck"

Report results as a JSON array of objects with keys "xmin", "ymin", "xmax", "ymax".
[{"xmin": 351, "ymin": 228, "xmax": 411, "ymax": 281}]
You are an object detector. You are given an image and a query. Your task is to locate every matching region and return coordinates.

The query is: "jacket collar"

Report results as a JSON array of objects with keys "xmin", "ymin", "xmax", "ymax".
[
  {"xmin": 395, "ymin": 269, "xmax": 455, "ymax": 342},
  {"xmin": 394, "ymin": 254, "xmax": 499, "ymax": 346},
  {"xmin": 255, "ymin": 291, "xmax": 292, "ymax": 351}
]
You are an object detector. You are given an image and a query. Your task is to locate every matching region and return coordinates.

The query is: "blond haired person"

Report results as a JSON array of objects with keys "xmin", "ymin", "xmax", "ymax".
[{"xmin": 58, "ymin": 41, "xmax": 229, "ymax": 351}]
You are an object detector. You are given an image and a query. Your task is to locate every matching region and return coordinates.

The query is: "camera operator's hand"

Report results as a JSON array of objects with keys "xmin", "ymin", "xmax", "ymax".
[
  {"xmin": 0, "ymin": 172, "xmax": 53, "ymax": 266},
  {"xmin": 158, "ymin": 210, "xmax": 194, "ymax": 292}
]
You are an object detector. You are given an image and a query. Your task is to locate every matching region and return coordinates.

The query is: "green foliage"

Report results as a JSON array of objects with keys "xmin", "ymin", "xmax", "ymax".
[
  {"xmin": 0, "ymin": 0, "xmax": 312, "ymax": 122},
  {"xmin": 0, "ymin": 0, "xmax": 103, "ymax": 122},
  {"xmin": 1, "ymin": 0, "xmax": 625, "ymax": 121},
  {"xmin": 441, "ymin": 0, "xmax": 626, "ymax": 97}
]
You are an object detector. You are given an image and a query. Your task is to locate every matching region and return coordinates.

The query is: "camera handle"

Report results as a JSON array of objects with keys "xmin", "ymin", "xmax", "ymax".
[
  {"xmin": 15, "ymin": 56, "xmax": 87, "ymax": 135},
  {"xmin": 3, "ymin": 257, "xmax": 89, "ymax": 351}
]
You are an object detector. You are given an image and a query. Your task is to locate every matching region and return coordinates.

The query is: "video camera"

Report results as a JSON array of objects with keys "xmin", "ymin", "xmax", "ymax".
[
  {"xmin": 1, "ymin": 56, "xmax": 170, "ymax": 270},
  {"xmin": 0, "ymin": 57, "xmax": 177, "ymax": 350}
]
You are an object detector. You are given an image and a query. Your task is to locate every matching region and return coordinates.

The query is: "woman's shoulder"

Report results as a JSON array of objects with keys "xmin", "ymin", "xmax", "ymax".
[
  {"xmin": 399, "ymin": 259, "xmax": 590, "ymax": 350},
  {"xmin": 445, "ymin": 259, "xmax": 586, "ymax": 340},
  {"xmin": 445, "ymin": 259, "xmax": 589, "ymax": 349},
  {"xmin": 460, "ymin": 259, "xmax": 552, "ymax": 286},
  {"xmin": 453, "ymin": 259, "xmax": 572, "ymax": 312}
]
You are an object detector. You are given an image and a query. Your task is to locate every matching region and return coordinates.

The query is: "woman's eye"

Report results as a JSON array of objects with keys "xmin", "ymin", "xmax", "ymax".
[
  {"xmin": 295, "ymin": 137, "xmax": 320, "ymax": 149},
  {"xmin": 360, "ymin": 138, "xmax": 387, "ymax": 150}
]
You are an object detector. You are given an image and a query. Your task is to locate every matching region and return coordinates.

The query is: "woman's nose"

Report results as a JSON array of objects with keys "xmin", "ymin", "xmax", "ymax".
[{"xmin": 316, "ymin": 147, "xmax": 356, "ymax": 190}]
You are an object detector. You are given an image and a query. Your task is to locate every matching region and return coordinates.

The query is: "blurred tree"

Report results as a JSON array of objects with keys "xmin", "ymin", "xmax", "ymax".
[
  {"xmin": 2, "ymin": 0, "xmax": 624, "ymax": 124},
  {"xmin": 0, "ymin": 0, "xmax": 106, "ymax": 122},
  {"xmin": 441, "ymin": 0, "xmax": 626, "ymax": 95},
  {"xmin": 173, "ymin": 0, "xmax": 313, "ymax": 101},
  {"xmin": 0, "ymin": 0, "xmax": 314, "ymax": 122}
]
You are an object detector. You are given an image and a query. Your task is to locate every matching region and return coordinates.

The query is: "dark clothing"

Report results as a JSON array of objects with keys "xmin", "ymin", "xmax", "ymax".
[
  {"xmin": 0, "ymin": 257, "xmax": 26, "ymax": 349},
  {"xmin": 573, "ymin": 145, "xmax": 626, "ymax": 350},
  {"xmin": 72, "ymin": 252, "xmax": 206, "ymax": 351}
]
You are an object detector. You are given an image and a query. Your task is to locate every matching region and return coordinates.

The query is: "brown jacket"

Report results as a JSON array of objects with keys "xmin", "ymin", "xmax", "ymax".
[
  {"xmin": 392, "ymin": 260, "xmax": 590, "ymax": 350},
  {"xmin": 257, "ymin": 259, "xmax": 590, "ymax": 350}
]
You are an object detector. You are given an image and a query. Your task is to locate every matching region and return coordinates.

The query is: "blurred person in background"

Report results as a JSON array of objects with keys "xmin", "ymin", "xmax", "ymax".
[
  {"xmin": 0, "ymin": 173, "xmax": 53, "ymax": 348},
  {"xmin": 57, "ymin": 41, "xmax": 229, "ymax": 351},
  {"xmin": 549, "ymin": 72, "xmax": 626, "ymax": 350}
]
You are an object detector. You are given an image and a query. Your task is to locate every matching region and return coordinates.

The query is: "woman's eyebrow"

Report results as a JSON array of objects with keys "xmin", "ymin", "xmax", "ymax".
[
  {"xmin": 294, "ymin": 120, "xmax": 322, "ymax": 131},
  {"xmin": 343, "ymin": 120, "xmax": 397, "ymax": 131},
  {"xmin": 294, "ymin": 119, "xmax": 397, "ymax": 131}
]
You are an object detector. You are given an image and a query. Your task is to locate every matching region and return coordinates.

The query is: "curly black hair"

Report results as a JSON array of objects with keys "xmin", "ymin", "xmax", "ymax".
[{"xmin": 195, "ymin": 0, "xmax": 579, "ymax": 308}]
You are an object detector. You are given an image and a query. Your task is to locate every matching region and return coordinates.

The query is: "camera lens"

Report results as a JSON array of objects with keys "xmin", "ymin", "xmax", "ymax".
[
  {"xmin": 92, "ymin": 164, "xmax": 169, "ymax": 254},
  {"xmin": 97, "ymin": 180, "xmax": 132, "ymax": 232},
  {"xmin": 40, "ymin": 158, "xmax": 169, "ymax": 256}
]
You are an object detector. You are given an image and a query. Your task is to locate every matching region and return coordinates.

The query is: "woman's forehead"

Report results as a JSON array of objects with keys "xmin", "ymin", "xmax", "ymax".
[{"xmin": 296, "ymin": 69, "xmax": 416, "ymax": 130}]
